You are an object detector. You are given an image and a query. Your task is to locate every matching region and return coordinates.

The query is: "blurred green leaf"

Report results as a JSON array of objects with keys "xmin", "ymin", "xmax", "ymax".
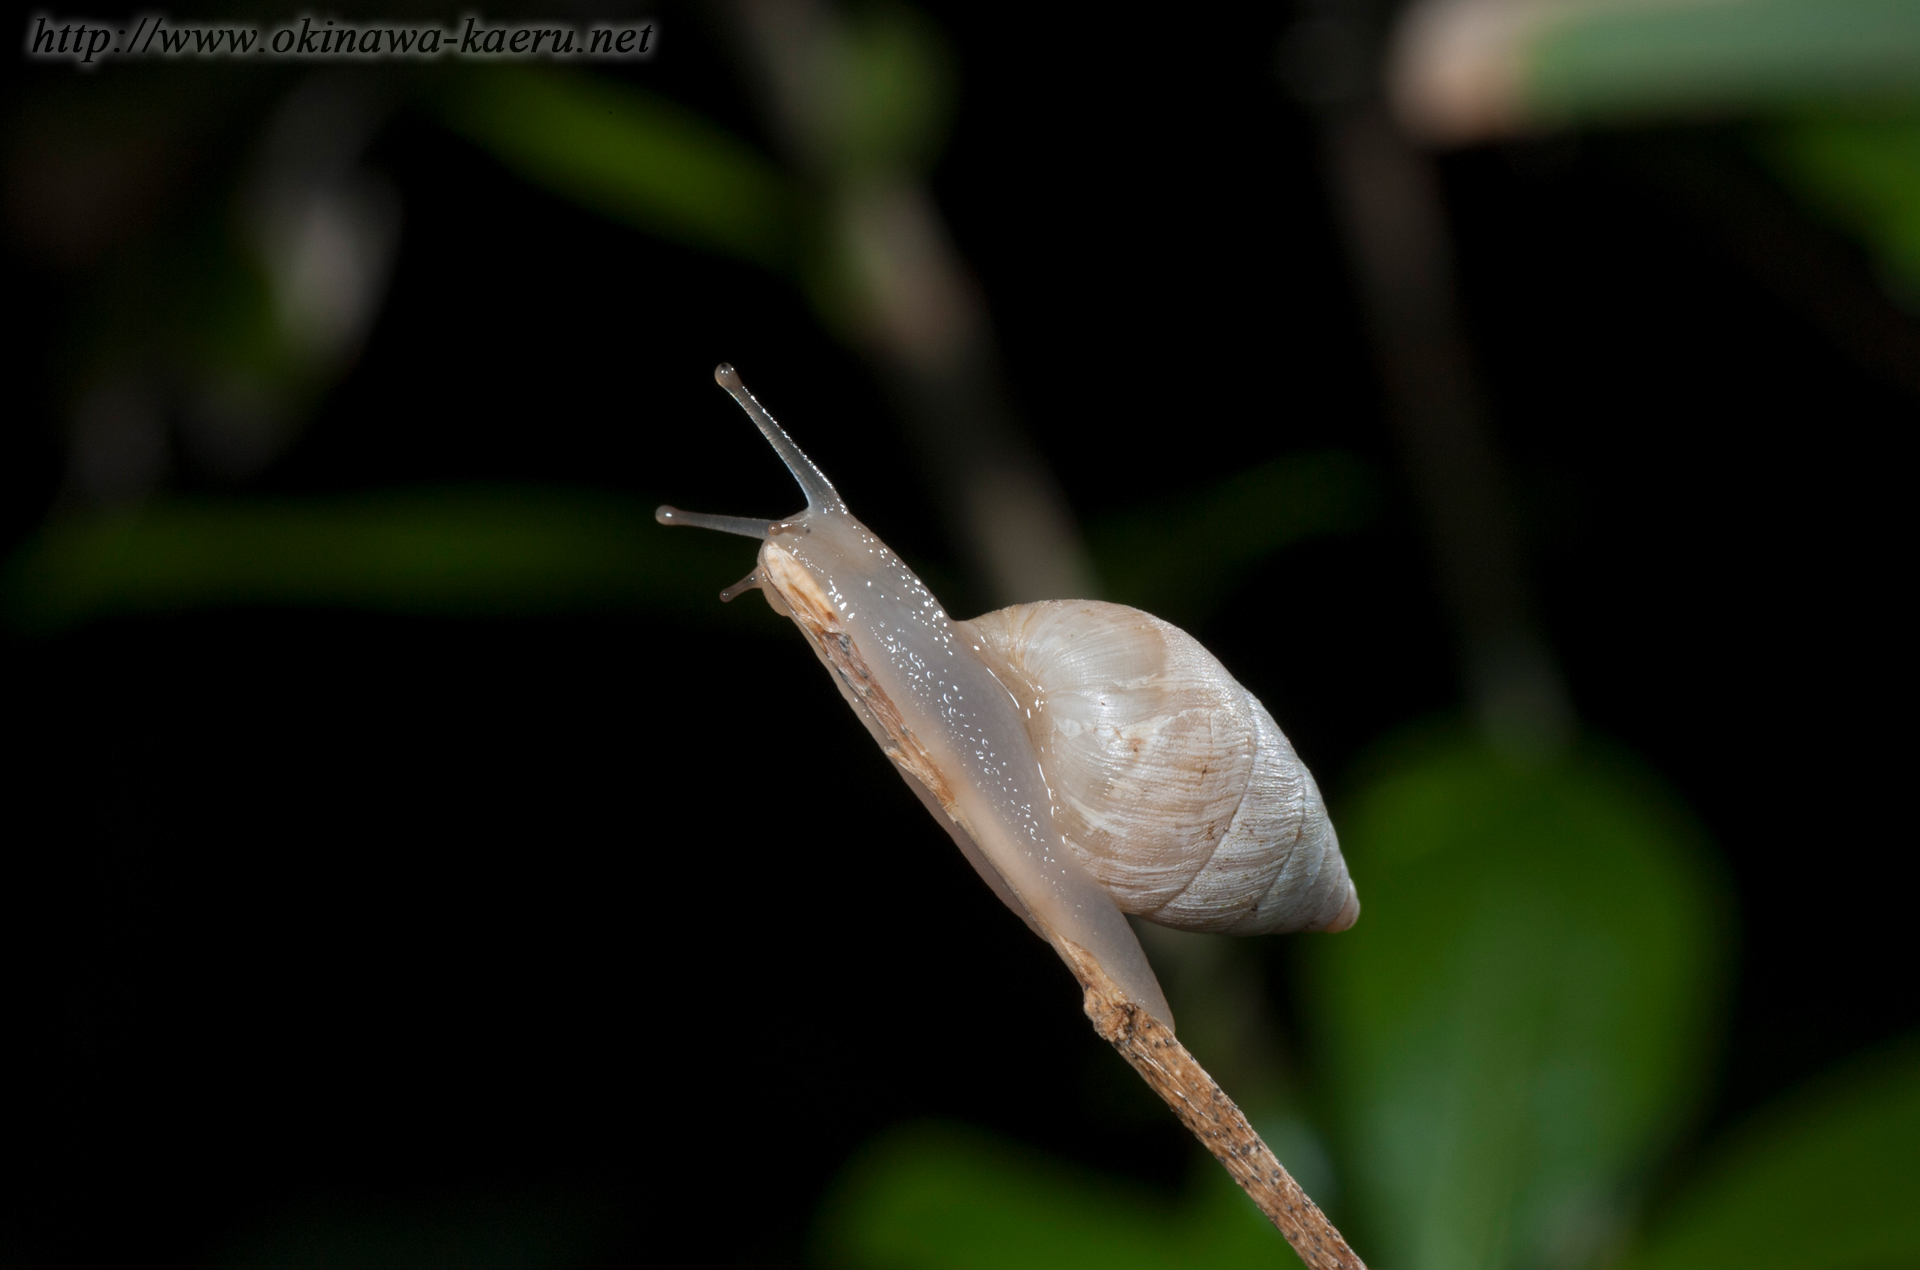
[
  {"xmin": 1301, "ymin": 727, "xmax": 1727, "ymax": 1270},
  {"xmin": 437, "ymin": 68, "xmax": 803, "ymax": 269},
  {"xmin": 1089, "ymin": 452, "xmax": 1378, "ymax": 628},
  {"xmin": 1527, "ymin": 0, "xmax": 1920, "ymax": 125},
  {"xmin": 814, "ymin": 1122, "xmax": 1291, "ymax": 1270},
  {"xmin": 4, "ymin": 487, "xmax": 767, "ymax": 631},
  {"xmin": 1622, "ymin": 1039, "xmax": 1920, "ymax": 1270},
  {"xmin": 1762, "ymin": 116, "xmax": 1920, "ymax": 302}
]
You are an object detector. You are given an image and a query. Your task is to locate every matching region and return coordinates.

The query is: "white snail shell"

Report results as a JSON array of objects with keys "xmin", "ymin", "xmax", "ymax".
[
  {"xmin": 659, "ymin": 366, "xmax": 1358, "ymax": 1030},
  {"xmin": 968, "ymin": 601, "xmax": 1355, "ymax": 937}
]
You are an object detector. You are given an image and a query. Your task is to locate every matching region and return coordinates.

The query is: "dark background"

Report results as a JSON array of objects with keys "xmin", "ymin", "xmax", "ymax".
[{"xmin": 3, "ymin": 2, "xmax": 1911, "ymax": 1266}]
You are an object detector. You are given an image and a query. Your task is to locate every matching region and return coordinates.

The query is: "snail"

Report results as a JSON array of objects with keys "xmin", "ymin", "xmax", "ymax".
[{"xmin": 657, "ymin": 365, "xmax": 1358, "ymax": 1030}]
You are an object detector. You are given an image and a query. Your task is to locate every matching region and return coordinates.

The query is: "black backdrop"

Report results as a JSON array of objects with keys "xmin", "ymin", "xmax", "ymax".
[{"xmin": 3, "ymin": 3, "xmax": 1912, "ymax": 1266}]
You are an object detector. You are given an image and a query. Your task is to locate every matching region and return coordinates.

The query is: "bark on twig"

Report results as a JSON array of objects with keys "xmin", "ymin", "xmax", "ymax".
[{"xmin": 1058, "ymin": 940, "xmax": 1368, "ymax": 1270}]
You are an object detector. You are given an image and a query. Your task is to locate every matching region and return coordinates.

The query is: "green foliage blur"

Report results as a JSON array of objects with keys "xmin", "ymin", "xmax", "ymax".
[{"xmin": 814, "ymin": 732, "xmax": 1919, "ymax": 1270}]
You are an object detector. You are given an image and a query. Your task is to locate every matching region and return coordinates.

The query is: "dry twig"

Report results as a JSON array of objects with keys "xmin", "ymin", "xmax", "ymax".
[{"xmin": 1059, "ymin": 940, "xmax": 1368, "ymax": 1270}]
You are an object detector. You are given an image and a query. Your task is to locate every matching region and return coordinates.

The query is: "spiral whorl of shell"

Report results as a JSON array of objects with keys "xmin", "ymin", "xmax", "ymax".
[{"xmin": 966, "ymin": 600, "xmax": 1358, "ymax": 936}]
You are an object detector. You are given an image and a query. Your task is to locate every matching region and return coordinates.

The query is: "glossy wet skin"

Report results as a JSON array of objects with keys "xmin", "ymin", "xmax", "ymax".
[
  {"xmin": 757, "ymin": 510, "xmax": 1175, "ymax": 1027},
  {"xmin": 658, "ymin": 365, "xmax": 1175, "ymax": 1028}
]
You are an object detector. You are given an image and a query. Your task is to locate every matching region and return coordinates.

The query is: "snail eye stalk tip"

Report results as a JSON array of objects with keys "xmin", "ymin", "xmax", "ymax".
[
  {"xmin": 711, "ymin": 363, "xmax": 845, "ymax": 514},
  {"xmin": 655, "ymin": 506, "xmax": 774, "ymax": 540}
]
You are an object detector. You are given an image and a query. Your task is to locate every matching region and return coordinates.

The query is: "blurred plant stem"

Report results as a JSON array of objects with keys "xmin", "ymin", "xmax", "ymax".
[
  {"xmin": 23, "ymin": 70, "xmax": 401, "ymax": 509},
  {"xmin": 725, "ymin": 0, "xmax": 1098, "ymax": 606},
  {"xmin": 1292, "ymin": 1, "xmax": 1574, "ymax": 755}
]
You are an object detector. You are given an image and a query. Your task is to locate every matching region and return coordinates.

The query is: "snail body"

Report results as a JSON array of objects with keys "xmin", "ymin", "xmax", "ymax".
[{"xmin": 659, "ymin": 366, "xmax": 1357, "ymax": 1029}]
